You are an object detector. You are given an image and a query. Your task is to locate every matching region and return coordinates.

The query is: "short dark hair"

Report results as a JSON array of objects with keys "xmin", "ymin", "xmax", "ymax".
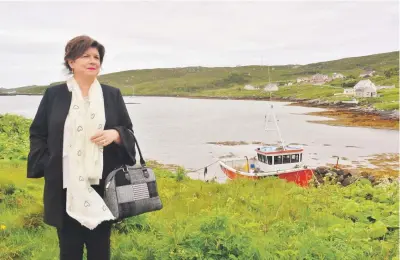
[{"xmin": 64, "ymin": 35, "xmax": 105, "ymax": 73}]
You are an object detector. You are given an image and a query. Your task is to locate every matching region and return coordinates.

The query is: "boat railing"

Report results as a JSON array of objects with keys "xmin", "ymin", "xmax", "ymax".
[{"xmin": 223, "ymin": 158, "xmax": 256, "ymax": 172}]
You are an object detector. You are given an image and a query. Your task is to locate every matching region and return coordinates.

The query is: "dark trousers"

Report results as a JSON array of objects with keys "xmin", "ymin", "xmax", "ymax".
[{"xmin": 56, "ymin": 212, "xmax": 112, "ymax": 260}]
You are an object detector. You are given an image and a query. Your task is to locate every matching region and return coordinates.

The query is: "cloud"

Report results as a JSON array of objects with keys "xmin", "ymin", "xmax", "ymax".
[{"xmin": 0, "ymin": 1, "xmax": 398, "ymax": 88}]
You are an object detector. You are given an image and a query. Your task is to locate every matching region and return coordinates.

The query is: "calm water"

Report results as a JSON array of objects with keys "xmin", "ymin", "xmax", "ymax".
[{"xmin": 1, "ymin": 95, "xmax": 398, "ymax": 181}]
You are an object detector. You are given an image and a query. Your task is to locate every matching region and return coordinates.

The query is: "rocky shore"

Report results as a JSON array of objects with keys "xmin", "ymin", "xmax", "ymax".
[
  {"xmin": 288, "ymin": 97, "xmax": 399, "ymax": 120},
  {"xmin": 313, "ymin": 166, "xmax": 396, "ymax": 187}
]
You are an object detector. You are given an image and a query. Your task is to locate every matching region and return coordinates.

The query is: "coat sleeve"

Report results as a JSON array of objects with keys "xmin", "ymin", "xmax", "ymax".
[
  {"xmin": 27, "ymin": 88, "xmax": 50, "ymax": 178},
  {"xmin": 112, "ymin": 89, "xmax": 136, "ymax": 166}
]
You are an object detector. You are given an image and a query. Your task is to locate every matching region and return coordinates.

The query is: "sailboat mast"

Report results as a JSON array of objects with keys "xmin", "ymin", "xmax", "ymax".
[{"xmin": 264, "ymin": 105, "xmax": 285, "ymax": 149}]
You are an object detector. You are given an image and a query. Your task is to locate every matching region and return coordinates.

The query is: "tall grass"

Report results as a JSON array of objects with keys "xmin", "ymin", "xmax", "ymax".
[
  {"xmin": 0, "ymin": 114, "xmax": 398, "ymax": 259},
  {"xmin": 0, "ymin": 162, "xmax": 398, "ymax": 259}
]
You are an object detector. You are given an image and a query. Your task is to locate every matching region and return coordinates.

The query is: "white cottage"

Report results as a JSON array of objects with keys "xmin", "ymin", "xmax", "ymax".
[
  {"xmin": 359, "ymin": 70, "xmax": 375, "ymax": 78},
  {"xmin": 332, "ymin": 73, "xmax": 345, "ymax": 79},
  {"xmin": 263, "ymin": 83, "xmax": 279, "ymax": 92},
  {"xmin": 354, "ymin": 79, "xmax": 377, "ymax": 98},
  {"xmin": 244, "ymin": 84, "xmax": 258, "ymax": 90},
  {"xmin": 297, "ymin": 77, "xmax": 309, "ymax": 83}
]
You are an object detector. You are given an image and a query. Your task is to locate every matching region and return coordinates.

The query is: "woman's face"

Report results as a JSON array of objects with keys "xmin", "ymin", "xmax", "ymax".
[{"xmin": 68, "ymin": 47, "xmax": 101, "ymax": 77}]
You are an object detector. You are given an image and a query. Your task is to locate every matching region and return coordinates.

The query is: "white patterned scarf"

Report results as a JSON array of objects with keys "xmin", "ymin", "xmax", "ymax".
[{"xmin": 63, "ymin": 77, "xmax": 115, "ymax": 230}]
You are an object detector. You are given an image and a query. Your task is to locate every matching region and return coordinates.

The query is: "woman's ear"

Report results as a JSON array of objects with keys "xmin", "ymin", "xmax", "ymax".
[{"xmin": 68, "ymin": 60, "xmax": 75, "ymax": 70}]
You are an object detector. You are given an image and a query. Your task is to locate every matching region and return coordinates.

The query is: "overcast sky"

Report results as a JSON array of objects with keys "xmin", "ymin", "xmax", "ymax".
[{"xmin": 0, "ymin": 1, "xmax": 398, "ymax": 89}]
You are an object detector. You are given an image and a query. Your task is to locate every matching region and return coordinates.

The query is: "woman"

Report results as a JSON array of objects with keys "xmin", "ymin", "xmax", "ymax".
[{"xmin": 27, "ymin": 35, "xmax": 136, "ymax": 260}]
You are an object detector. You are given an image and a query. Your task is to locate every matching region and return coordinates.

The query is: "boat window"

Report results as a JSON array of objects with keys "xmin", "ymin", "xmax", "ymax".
[
  {"xmin": 258, "ymin": 154, "xmax": 266, "ymax": 163},
  {"xmin": 291, "ymin": 154, "xmax": 299, "ymax": 163},
  {"xmin": 274, "ymin": 155, "xmax": 282, "ymax": 165},
  {"xmin": 300, "ymin": 153, "xmax": 302, "ymax": 162},
  {"xmin": 267, "ymin": 156, "xmax": 272, "ymax": 165},
  {"xmin": 283, "ymin": 155, "xmax": 291, "ymax": 164}
]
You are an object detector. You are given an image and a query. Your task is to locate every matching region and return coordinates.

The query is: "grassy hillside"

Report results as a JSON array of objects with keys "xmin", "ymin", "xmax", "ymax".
[
  {"xmin": 0, "ymin": 114, "xmax": 399, "ymax": 259},
  {"xmin": 6, "ymin": 51, "xmax": 399, "ymax": 110}
]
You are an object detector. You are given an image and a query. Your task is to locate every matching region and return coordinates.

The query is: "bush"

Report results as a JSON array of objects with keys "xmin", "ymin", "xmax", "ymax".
[
  {"xmin": 384, "ymin": 67, "xmax": 399, "ymax": 78},
  {"xmin": 20, "ymin": 207, "xmax": 44, "ymax": 230},
  {"xmin": 175, "ymin": 167, "xmax": 187, "ymax": 182}
]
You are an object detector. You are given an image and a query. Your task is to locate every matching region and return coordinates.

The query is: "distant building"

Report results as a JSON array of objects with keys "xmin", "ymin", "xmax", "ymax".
[
  {"xmin": 244, "ymin": 84, "xmax": 258, "ymax": 90},
  {"xmin": 376, "ymin": 85, "xmax": 395, "ymax": 90},
  {"xmin": 343, "ymin": 88, "xmax": 355, "ymax": 95},
  {"xmin": 297, "ymin": 77, "xmax": 309, "ymax": 83},
  {"xmin": 263, "ymin": 83, "xmax": 279, "ymax": 92},
  {"xmin": 332, "ymin": 73, "xmax": 345, "ymax": 79},
  {"xmin": 354, "ymin": 79, "xmax": 377, "ymax": 98},
  {"xmin": 359, "ymin": 70, "xmax": 375, "ymax": 78},
  {"xmin": 311, "ymin": 73, "xmax": 331, "ymax": 85}
]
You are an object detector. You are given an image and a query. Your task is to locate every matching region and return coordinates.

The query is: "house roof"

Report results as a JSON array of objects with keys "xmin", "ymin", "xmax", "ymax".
[{"xmin": 354, "ymin": 79, "xmax": 377, "ymax": 91}]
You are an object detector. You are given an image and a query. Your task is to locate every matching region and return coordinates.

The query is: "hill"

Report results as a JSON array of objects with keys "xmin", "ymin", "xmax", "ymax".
[
  {"xmin": 6, "ymin": 51, "xmax": 397, "ymax": 95},
  {"xmin": 4, "ymin": 51, "xmax": 399, "ymax": 111}
]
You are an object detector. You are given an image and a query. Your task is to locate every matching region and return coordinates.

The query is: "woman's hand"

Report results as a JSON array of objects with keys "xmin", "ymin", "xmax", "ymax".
[{"xmin": 90, "ymin": 129, "xmax": 121, "ymax": 146}]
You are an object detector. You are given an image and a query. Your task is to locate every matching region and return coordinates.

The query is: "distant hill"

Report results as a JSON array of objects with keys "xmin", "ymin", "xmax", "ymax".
[{"xmin": 9, "ymin": 51, "xmax": 399, "ymax": 96}]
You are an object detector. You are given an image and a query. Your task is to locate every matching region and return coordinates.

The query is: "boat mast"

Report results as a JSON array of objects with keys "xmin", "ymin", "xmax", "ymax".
[{"xmin": 264, "ymin": 105, "xmax": 285, "ymax": 149}]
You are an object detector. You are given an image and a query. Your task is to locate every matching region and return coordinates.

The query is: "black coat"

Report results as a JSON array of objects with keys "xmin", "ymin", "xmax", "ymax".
[{"xmin": 27, "ymin": 83, "xmax": 136, "ymax": 228}]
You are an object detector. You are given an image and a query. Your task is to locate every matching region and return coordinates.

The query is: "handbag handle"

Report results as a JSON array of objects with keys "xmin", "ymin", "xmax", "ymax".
[{"xmin": 127, "ymin": 129, "xmax": 146, "ymax": 166}]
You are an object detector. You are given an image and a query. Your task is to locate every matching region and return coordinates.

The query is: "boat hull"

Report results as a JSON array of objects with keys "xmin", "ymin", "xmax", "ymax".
[{"xmin": 220, "ymin": 163, "xmax": 313, "ymax": 187}]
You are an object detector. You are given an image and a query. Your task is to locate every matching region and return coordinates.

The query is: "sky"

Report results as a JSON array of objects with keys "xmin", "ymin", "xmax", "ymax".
[{"xmin": 0, "ymin": 1, "xmax": 398, "ymax": 89}]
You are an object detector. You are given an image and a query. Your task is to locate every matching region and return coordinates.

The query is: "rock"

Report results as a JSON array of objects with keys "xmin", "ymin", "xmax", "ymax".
[
  {"xmin": 315, "ymin": 166, "xmax": 330, "ymax": 176},
  {"xmin": 332, "ymin": 169, "xmax": 345, "ymax": 176},
  {"xmin": 341, "ymin": 176, "xmax": 356, "ymax": 187},
  {"xmin": 368, "ymin": 175, "xmax": 376, "ymax": 184}
]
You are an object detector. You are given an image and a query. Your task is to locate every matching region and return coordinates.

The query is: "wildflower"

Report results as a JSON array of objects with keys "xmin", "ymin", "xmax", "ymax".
[{"xmin": 0, "ymin": 225, "xmax": 6, "ymax": 230}]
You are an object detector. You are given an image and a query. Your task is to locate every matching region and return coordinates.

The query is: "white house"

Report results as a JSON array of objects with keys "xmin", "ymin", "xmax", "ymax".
[
  {"xmin": 359, "ymin": 70, "xmax": 375, "ymax": 78},
  {"xmin": 343, "ymin": 88, "xmax": 355, "ymax": 95},
  {"xmin": 297, "ymin": 77, "xmax": 309, "ymax": 83},
  {"xmin": 244, "ymin": 84, "xmax": 258, "ymax": 90},
  {"xmin": 354, "ymin": 79, "xmax": 377, "ymax": 98},
  {"xmin": 332, "ymin": 73, "xmax": 345, "ymax": 79},
  {"xmin": 263, "ymin": 83, "xmax": 279, "ymax": 92}
]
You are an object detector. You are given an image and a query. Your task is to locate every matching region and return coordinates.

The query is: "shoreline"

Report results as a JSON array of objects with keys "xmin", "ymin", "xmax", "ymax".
[
  {"xmin": 133, "ymin": 94, "xmax": 399, "ymax": 130},
  {"xmin": 4, "ymin": 93, "xmax": 399, "ymax": 130}
]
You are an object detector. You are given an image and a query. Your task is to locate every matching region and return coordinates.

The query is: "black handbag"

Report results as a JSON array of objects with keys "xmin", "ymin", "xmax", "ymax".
[{"xmin": 103, "ymin": 130, "xmax": 163, "ymax": 220}]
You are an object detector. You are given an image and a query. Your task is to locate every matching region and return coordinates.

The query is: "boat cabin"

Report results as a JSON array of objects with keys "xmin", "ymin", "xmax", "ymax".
[{"xmin": 255, "ymin": 145, "xmax": 304, "ymax": 171}]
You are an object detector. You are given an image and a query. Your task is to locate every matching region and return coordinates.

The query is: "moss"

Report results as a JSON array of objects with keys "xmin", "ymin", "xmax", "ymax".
[{"xmin": 307, "ymin": 110, "xmax": 399, "ymax": 130}]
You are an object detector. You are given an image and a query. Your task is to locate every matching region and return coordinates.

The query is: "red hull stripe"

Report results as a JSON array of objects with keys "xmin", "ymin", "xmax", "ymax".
[{"xmin": 220, "ymin": 166, "xmax": 313, "ymax": 187}]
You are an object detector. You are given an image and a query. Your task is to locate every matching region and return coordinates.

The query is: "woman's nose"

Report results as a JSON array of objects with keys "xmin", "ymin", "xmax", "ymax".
[{"xmin": 89, "ymin": 57, "xmax": 98, "ymax": 64}]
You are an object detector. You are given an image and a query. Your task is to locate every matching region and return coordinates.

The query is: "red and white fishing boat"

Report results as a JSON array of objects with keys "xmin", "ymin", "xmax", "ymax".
[{"xmin": 219, "ymin": 105, "xmax": 313, "ymax": 187}]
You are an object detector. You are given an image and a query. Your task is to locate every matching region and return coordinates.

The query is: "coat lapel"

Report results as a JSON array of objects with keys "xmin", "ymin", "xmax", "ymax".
[{"xmin": 57, "ymin": 84, "xmax": 72, "ymax": 128}]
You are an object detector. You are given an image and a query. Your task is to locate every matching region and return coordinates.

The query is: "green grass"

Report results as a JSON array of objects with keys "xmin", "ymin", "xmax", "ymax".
[
  {"xmin": 350, "ymin": 88, "xmax": 400, "ymax": 111},
  {"xmin": 0, "ymin": 114, "xmax": 399, "ymax": 259},
  {"xmin": 1, "ymin": 162, "xmax": 399, "ymax": 260}
]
